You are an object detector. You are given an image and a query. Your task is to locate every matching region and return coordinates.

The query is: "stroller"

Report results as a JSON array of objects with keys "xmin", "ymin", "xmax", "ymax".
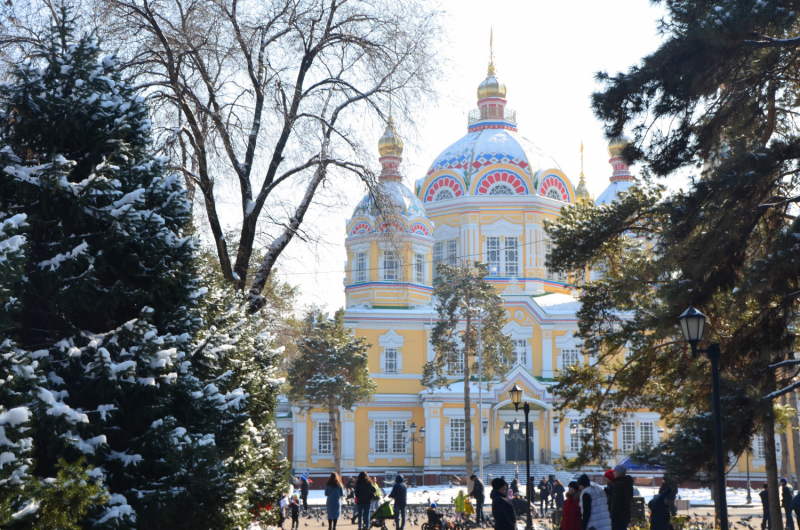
[{"xmin": 370, "ymin": 501, "xmax": 395, "ymax": 530}]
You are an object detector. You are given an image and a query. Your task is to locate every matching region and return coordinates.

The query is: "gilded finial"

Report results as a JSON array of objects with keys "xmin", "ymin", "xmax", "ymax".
[
  {"xmin": 488, "ymin": 28, "xmax": 495, "ymax": 75},
  {"xmin": 580, "ymin": 140, "xmax": 584, "ymax": 179},
  {"xmin": 575, "ymin": 140, "xmax": 592, "ymax": 203}
]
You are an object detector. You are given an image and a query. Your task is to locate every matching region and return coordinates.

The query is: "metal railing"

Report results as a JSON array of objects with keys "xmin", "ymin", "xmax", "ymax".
[
  {"xmin": 540, "ymin": 449, "xmax": 560, "ymax": 465},
  {"xmin": 468, "ymin": 106, "xmax": 517, "ymax": 124}
]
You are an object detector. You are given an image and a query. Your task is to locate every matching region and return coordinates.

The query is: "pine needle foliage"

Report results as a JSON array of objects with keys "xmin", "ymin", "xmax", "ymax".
[
  {"xmin": 422, "ymin": 262, "xmax": 513, "ymax": 477},
  {"xmin": 287, "ymin": 308, "xmax": 377, "ymax": 476},
  {"xmin": 544, "ymin": 0, "xmax": 800, "ymax": 524}
]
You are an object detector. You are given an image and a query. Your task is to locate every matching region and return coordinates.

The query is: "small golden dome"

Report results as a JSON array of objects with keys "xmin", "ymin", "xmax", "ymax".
[
  {"xmin": 608, "ymin": 135, "xmax": 632, "ymax": 158},
  {"xmin": 378, "ymin": 116, "xmax": 403, "ymax": 157},
  {"xmin": 477, "ymin": 62, "xmax": 507, "ymax": 100},
  {"xmin": 575, "ymin": 178, "xmax": 592, "ymax": 204}
]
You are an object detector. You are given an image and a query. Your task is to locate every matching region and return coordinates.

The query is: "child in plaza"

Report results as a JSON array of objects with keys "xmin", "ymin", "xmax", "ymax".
[{"xmin": 290, "ymin": 496, "xmax": 300, "ymax": 530}]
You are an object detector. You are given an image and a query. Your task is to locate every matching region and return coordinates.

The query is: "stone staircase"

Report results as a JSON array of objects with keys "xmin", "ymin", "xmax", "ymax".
[{"xmin": 480, "ymin": 463, "xmax": 581, "ymax": 487}]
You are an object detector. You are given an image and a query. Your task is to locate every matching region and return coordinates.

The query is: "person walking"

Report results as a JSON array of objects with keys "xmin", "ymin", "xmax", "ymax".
[
  {"xmin": 469, "ymin": 474, "xmax": 486, "ymax": 526},
  {"xmin": 553, "ymin": 479, "xmax": 566, "ymax": 511},
  {"xmin": 561, "ymin": 481, "xmax": 582, "ymax": 530},
  {"xmin": 490, "ymin": 478, "xmax": 518, "ymax": 530},
  {"xmin": 539, "ymin": 476, "xmax": 552, "ymax": 515},
  {"xmin": 578, "ymin": 474, "xmax": 612, "ymax": 530},
  {"xmin": 609, "ymin": 465, "xmax": 633, "ymax": 530},
  {"xmin": 325, "ymin": 473, "xmax": 346, "ymax": 530},
  {"xmin": 761, "ymin": 483, "xmax": 771, "ymax": 530},
  {"xmin": 791, "ymin": 488, "xmax": 800, "ymax": 529},
  {"xmin": 510, "ymin": 479, "xmax": 521, "ymax": 497},
  {"xmin": 355, "ymin": 472, "xmax": 376, "ymax": 530},
  {"xmin": 782, "ymin": 478, "xmax": 795, "ymax": 530},
  {"xmin": 300, "ymin": 476, "xmax": 310, "ymax": 512},
  {"xmin": 371, "ymin": 476, "xmax": 384, "ymax": 514},
  {"xmin": 648, "ymin": 484, "xmax": 672, "ymax": 530},
  {"xmin": 388, "ymin": 475, "xmax": 408, "ymax": 530}
]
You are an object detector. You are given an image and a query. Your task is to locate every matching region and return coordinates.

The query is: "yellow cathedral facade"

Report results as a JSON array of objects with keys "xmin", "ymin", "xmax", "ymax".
[{"xmin": 276, "ymin": 56, "xmax": 788, "ymax": 488}]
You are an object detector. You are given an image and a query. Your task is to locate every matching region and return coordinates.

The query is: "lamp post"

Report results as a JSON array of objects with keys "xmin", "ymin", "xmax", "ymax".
[
  {"xmin": 510, "ymin": 383, "xmax": 533, "ymax": 530},
  {"xmin": 678, "ymin": 304, "xmax": 728, "ymax": 530},
  {"xmin": 402, "ymin": 422, "xmax": 426, "ymax": 488}
]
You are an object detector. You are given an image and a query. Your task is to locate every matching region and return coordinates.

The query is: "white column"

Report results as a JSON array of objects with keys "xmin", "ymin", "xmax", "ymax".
[
  {"xmin": 340, "ymin": 406, "xmax": 356, "ymax": 471},
  {"xmin": 424, "ymin": 400, "xmax": 442, "ymax": 467},
  {"xmin": 462, "ymin": 223, "xmax": 479, "ymax": 265},
  {"xmin": 549, "ymin": 409, "xmax": 560, "ymax": 458},
  {"xmin": 541, "ymin": 325, "xmax": 554, "ymax": 379},
  {"xmin": 525, "ymin": 219, "xmax": 545, "ymax": 294},
  {"xmin": 292, "ymin": 406, "xmax": 307, "ymax": 466},
  {"xmin": 479, "ymin": 403, "xmax": 490, "ymax": 463}
]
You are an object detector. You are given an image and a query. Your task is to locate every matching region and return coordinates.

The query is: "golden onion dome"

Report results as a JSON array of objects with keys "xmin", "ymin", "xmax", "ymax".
[
  {"xmin": 477, "ymin": 62, "xmax": 507, "ymax": 100},
  {"xmin": 575, "ymin": 177, "xmax": 592, "ymax": 204},
  {"xmin": 378, "ymin": 116, "xmax": 403, "ymax": 157},
  {"xmin": 608, "ymin": 135, "xmax": 633, "ymax": 158}
]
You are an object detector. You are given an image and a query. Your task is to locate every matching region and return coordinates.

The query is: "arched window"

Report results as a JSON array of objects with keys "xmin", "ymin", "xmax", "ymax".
[
  {"xmin": 546, "ymin": 188, "xmax": 562, "ymax": 200},
  {"xmin": 488, "ymin": 184, "xmax": 514, "ymax": 195},
  {"xmin": 434, "ymin": 189, "xmax": 455, "ymax": 201}
]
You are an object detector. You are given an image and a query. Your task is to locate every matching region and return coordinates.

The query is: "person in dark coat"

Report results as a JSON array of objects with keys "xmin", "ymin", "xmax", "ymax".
[
  {"xmin": 648, "ymin": 485, "xmax": 672, "ymax": 530},
  {"xmin": 561, "ymin": 482, "xmax": 582, "ymax": 530},
  {"xmin": 609, "ymin": 464, "xmax": 634, "ymax": 530},
  {"xmin": 761, "ymin": 483, "xmax": 771, "ymax": 530},
  {"xmin": 782, "ymin": 478, "xmax": 795, "ymax": 530},
  {"xmin": 469, "ymin": 474, "xmax": 486, "ymax": 525},
  {"xmin": 491, "ymin": 478, "xmax": 517, "ymax": 530},
  {"xmin": 553, "ymin": 480, "xmax": 566, "ymax": 509},
  {"xmin": 354, "ymin": 471, "xmax": 376, "ymax": 530},
  {"xmin": 510, "ymin": 479, "xmax": 521, "ymax": 497},
  {"xmin": 539, "ymin": 476, "xmax": 552, "ymax": 514},
  {"xmin": 389, "ymin": 475, "xmax": 408, "ymax": 530},
  {"xmin": 791, "ymin": 488, "xmax": 800, "ymax": 528},
  {"xmin": 290, "ymin": 497, "xmax": 301, "ymax": 530},
  {"xmin": 300, "ymin": 476, "xmax": 310, "ymax": 511}
]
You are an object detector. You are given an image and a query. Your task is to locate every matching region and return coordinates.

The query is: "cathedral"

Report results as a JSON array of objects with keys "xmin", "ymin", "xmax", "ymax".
[{"xmin": 276, "ymin": 53, "xmax": 782, "ymax": 488}]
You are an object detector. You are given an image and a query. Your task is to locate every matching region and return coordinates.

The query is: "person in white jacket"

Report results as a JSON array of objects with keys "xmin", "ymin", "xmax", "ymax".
[{"xmin": 577, "ymin": 474, "xmax": 612, "ymax": 530}]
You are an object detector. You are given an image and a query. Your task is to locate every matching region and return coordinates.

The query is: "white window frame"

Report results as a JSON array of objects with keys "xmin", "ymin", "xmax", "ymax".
[
  {"xmin": 383, "ymin": 250, "xmax": 400, "ymax": 281},
  {"xmin": 450, "ymin": 418, "xmax": 466, "ymax": 452},
  {"xmin": 640, "ymin": 422, "xmax": 654, "ymax": 448},
  {"xmin": 512, "ymin": 339, "xmax": 527, "ymax": 367},
  {"xmin": 483, "ymin": 236, "xmax": 520, "ymax": 277},
  {"xmin": 561, "ymin": 348, "xmax": 581, "ymax": 369},
  {"xmin": 392, "ymin": 421, "xmax": 407, "ymax": 453},
  {"xmin": 545, "ymin": 237, "xmax": 567, "ymax": 282},
  {"xmin": 569, "ymin": 420, "xmax": 586, "ymax": 452},
  {"xmin": 379, "ymin": 330, "xmax": 404, "ymax": 375},
  {"xmin": 434, "ymin": 239, "xmax": 459, "ymax": 278},
  {"xmin": 505, "ymin": 236, "xmax": 519, "ymax": 276},
  {"xmin": 374, "ymin": 420, "xmax": 390, "ymax": 453},
  {"xmin": 486, "ymin": 236, "xmax": 501, "ymax": 275},
  {"xmin": 354, "ymin": 251, "xmax": 367, "ymax": 283},
  {"xmin": 414, "ymin": 252, "xmax": 425, "ymax": 283},
  {"xmin": 318, "ymin": 421, "xmax": 332, "ymax": 454},
  {"xmin": 621, "ymin": 422, "xmax": 636, "ymax": 453},
  {"xmin": 384, "ymin": 347, "xmax": 398, "ymax": 374}
]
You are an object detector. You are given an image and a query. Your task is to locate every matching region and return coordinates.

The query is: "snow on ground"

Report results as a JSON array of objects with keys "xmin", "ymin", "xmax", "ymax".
[{"xmin": 308, "ymin": 484, "xmax": 755, "ymax": 507}]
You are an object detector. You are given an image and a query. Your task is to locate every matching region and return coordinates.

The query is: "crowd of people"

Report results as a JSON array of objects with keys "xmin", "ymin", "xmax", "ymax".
[
  {"xmin": 760, "ymin": 477, "xmax": 800, "ymax": 530},
  {"xmin": 275, "ymin": 465, "xmax": 688, "ymax": 530}
]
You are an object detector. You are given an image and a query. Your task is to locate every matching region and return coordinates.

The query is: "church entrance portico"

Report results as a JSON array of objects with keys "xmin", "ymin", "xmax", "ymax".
[{"xmin": 497, "ymin": 407, "xmax": 540, "ymax": 465}]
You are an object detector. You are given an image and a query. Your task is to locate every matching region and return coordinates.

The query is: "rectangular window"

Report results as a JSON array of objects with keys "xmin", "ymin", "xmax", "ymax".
[
  {"xmin": 384, "ymin": 348, "xmax": 398, "ymax": 374},
  {"xmin": 450, "ymin": 418, "xmax": 466, "ymax": 452},
  {"xmin": 447, "ymin": 239, "xmax": 458, "ymax": 266},
  {"xmin": 562, "ymin": 348, "xmax": 581, "ymax": 368},
  {"xmin": 414, "ymin": 252, "xmax": 425, "ymax": 283},
  {"xmin": 505, "ymin": 237, "xmax": 518, "ymax": 276},
  {"xmin": 569, "ymin": 420, "xmax": 583, "ymax": 452},
  {"xmin": 448, "ymin": 353, "xmax": 464, "ymax": 375},
  {"xmin": 640, "ymin": 422, "xmax": 654, "ymax": 448},
  {"xmin": 622, "ymin": 422, "xmax": 636, "ymax": 453},
  {"xmin": 486, "ymin": 237, "xmax": 501, "ymax": 275},
  {"xmin": 545, "ymin": 238, "xmax": 554, "ymax": 280},
  {"xmin": 512, "ymin": 339, "xmax": 527, "ymax": 366},
  {"xmin": 383, "ymin": 251, "xmax": 399, "ymax": 280},
  {"xmin": 434, "ymin": 242, "xmax": 443, "ymax": 278},
  {"xmin": 318, "ymin": 422, "xmax": 332, "ymax": 454},
  {"xmin": 355, "ymin": 251, "xmax": 367, "ymax": 283},
  {"xmin": 393, "ymin": 421, "xmax": 406, "ymax": 453},
  {"xmin": 375, "ymin": 420, "xmax": 389, "ymax": 453}
]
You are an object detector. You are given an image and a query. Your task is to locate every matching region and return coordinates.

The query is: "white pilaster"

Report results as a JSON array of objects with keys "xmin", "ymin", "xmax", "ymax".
[
  {"xmin": 549, "ymin": 409, "xmax": 561, "ymax": 458},
  {"xmin": 541, "ymin": 325, "xmax": 554, "ymax": 379},
  {"xmin": 423, "ymin": 400, "xmax": 442, "ymax": 467},
  {"xmin": 340, "ymin": 406, "xmax": 357, "ymax": 470},
  {"xmin": 292, "ymin": 406, "xmax": 307, "ymax": 468}
]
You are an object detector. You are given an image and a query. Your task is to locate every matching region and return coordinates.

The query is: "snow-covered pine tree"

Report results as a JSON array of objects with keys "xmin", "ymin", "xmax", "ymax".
[
  {"xmin": 0, "ymin": 9, "xmax": 235, "ymax": 529},
  {"xmin": 191, "ymin": 253, "xmax": 291, "ymax": 527}
]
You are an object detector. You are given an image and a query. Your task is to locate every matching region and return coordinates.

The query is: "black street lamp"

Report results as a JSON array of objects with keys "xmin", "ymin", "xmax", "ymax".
[
  {"xmin": 510, "ymin": 383, "xmax": 533, "ymax": 530},
  {"xmin": 678, "ymin": 304, "xmax": 728, "ymax": 530},
  {"xmin": 402, "ymin": 422, "xmax": 425, "ymax": 488}
]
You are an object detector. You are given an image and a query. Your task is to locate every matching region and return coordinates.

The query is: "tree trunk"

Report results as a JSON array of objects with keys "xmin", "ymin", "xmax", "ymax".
[
  {"xmin": 782, "ymin": 395, "xmax": 791, "ymax": 480},
  {"xmin": 789, "ymin": 391, "xmax": 800, "ymax": 487},
  {"xmin": 766, "ymin": 414, "xmax": 785, "ymax": 530},
  {"xmin": 464, "ymin": 309, "xmax": 474, "ymax": 479},
  {"xmin": 329, "ymin": 405, "xmax": 341, "ymax": 478}
]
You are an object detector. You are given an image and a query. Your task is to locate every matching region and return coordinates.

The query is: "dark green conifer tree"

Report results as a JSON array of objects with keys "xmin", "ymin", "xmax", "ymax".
[{"xmin": 545, "ymin": 1, "xmax": 800, "ymax": 526}]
